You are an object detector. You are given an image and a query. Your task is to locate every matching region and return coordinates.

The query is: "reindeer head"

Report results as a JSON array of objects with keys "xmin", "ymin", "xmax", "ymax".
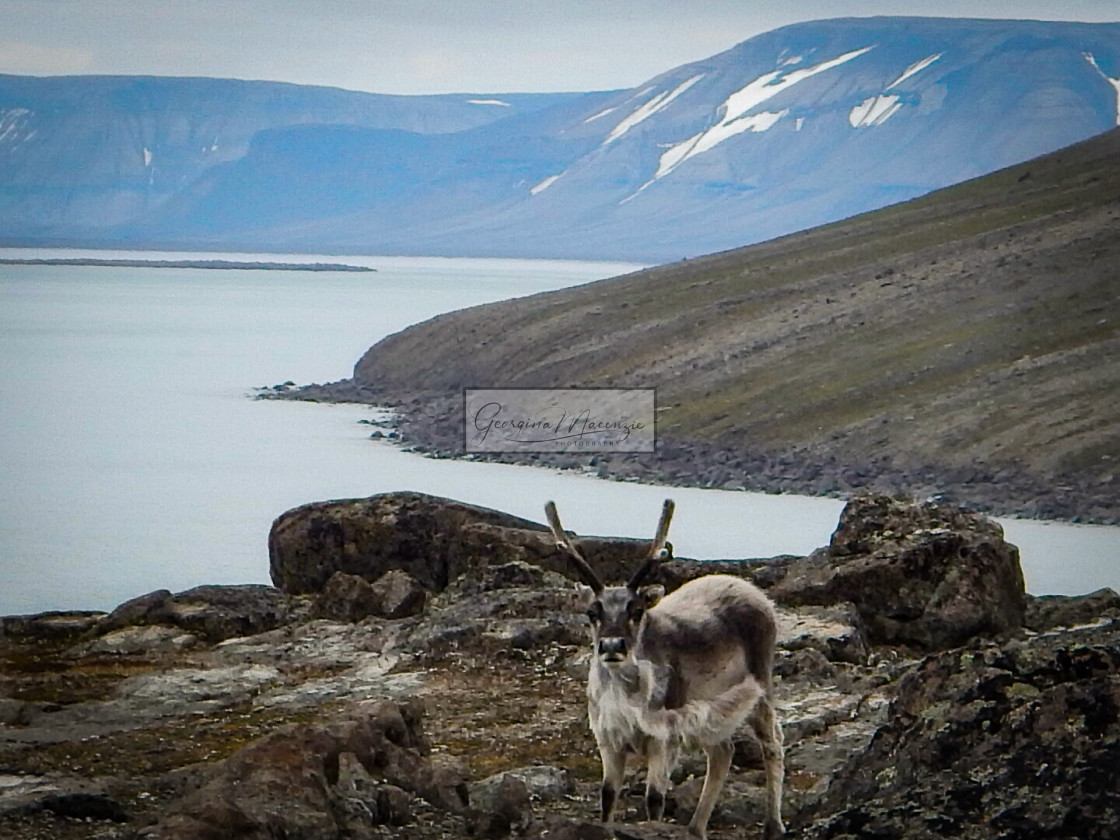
[{"xmin": 545, "ymin": 499, "xmax": 674, "ymax": 666}]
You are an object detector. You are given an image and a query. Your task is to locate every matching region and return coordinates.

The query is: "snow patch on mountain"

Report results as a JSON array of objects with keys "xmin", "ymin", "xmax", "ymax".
[
  {"xmin": 468, "ymin": 99, "xmax": 512, "ymax": 107},
  {"xmin": 530, "ymin": 174, "xmax": 562, "ymax": 195},
  {"xmin": 584, "ymin": 107, "xmax": 617, "ymax": 124},
  {"xmin": 643, "ymin": 46, "xmax": 873, "ymax": 187},
  {"xmin": 850, "ymin": 53, "xmax": 943, "ymax": 128},
  {"xmin": 604, "ymin": 74, "xmax": 704, "ymax": 144},
  {"xmin": 889, "ymin": 53, "xmax": 942, "ymax": 89},
  {"xmin": 0, "ymin": 108, "xmax": 32, "ymax": 144},
  {"xmin": 850, "ymin": 94, "xmax": 902, "ymax": 127},
  {"xmin": 1085, "ymin": 53, "xmax": 1120, "ymax": 125},
  {"xmin": 654, "ymin": 110, "xmax": 788, "ymax": 179}
]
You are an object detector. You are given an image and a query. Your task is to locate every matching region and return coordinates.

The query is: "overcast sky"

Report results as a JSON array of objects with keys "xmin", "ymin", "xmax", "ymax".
[{"xmin": 1, "ymin": 1, "xmax": 1117, "ymax": 95}]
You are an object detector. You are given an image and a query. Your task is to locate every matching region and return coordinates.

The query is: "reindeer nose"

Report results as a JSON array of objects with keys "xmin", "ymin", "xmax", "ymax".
[{"xmin": 598, "ymin": 637, "xmax": 627, "ymax": 659}]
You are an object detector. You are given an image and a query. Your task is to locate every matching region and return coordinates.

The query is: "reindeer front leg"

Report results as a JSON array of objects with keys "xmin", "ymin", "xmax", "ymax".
[
  {"xmin": 645, "ymin": 737, "xmax": 674, "ymax": 821},
  {"xmin": 599, "ymin": 744, "xmax": 627, "ymax": 822}
]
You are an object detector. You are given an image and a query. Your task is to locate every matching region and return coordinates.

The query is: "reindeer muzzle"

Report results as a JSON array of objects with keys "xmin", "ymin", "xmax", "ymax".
[{"xmin": 598, "ymin": 637, "xmax": 628, "ymax": 662}]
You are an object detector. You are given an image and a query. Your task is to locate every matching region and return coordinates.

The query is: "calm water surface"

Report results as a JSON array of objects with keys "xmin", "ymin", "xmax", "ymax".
[{"xmin": 0, "ymin": 250, "xmax": 1116, "ymax": 615}]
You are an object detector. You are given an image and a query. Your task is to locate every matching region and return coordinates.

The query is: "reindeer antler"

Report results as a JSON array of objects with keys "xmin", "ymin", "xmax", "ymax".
[
  {"xmin": 545, "ymin": 501, "xmax": 604, "ymax": 594},
  {"xmin": 627, "ymin": 498, "xmax": 675, "ymax": 590}
]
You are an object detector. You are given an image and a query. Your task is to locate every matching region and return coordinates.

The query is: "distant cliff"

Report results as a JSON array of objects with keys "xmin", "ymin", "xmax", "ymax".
[{"xmin": 0, "ymin": 73, "xmax": 590, "ymax": 243}]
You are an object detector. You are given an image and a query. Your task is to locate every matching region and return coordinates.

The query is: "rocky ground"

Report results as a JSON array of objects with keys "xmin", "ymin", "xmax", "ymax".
[{"xmin": 2, "ymin": 494, "xmax": 1119, "ymax": 839}]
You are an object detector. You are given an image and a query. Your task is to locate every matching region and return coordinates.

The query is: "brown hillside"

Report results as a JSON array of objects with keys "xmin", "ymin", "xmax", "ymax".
[{"xmin": 348, "ymin": 128, "xmax": 1120, "ymax": 522}]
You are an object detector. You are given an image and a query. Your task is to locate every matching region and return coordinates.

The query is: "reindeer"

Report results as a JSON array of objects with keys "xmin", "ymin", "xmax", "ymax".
[{"xmin": 545, "ymin": 499, "xmax": 784, "ymax": 840}]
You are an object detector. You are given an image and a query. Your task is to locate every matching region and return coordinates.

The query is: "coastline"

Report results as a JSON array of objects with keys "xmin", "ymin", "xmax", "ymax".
[
  {"xmin": 0, "ymin": 258, "xmax": 375, "ymax": 272},
  {"xmin": 267, "ymin": 381, "xmax": 1120, "ymax": 527}
]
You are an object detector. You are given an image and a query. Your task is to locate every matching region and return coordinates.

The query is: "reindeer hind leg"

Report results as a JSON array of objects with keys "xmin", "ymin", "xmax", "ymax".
[
  {"xmin": 687, "ymin": 738, "xmax": 732, "ymax": 840},
  {"xmin": 751, "ymin": 695, "xmax": 785, "ymax": 839}
]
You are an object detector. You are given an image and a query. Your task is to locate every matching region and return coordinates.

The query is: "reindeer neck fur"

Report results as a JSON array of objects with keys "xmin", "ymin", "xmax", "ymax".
[
  {"xmin": 587, "ymin": 603, "xmax": 677, "ymax": 754},
  {"xmin": 589, "ymin": 647, "xmax": 659, "ymax": 755}
]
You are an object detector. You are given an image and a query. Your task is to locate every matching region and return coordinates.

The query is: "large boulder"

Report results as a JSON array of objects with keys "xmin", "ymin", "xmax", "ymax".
[
  {"xmin": 268, "ymin": 492, "xmax": 661, "ymax": 595},
  {"xmin": 796, "ymin": 619, "xmax": 1120, "ymax": 840},
  {"xmin": 771, "ymin": 495, "xmax": 1026, "ymax": 649}
]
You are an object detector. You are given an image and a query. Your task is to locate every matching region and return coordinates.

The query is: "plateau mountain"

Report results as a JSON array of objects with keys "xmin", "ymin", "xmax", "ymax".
[
  {"xmin": 2, "ymin": 17, "xmax": 1119, "ymax": 261},
  {"xmin": 0, "ymin": 74, "xmax": 591, "ymax": 242}
]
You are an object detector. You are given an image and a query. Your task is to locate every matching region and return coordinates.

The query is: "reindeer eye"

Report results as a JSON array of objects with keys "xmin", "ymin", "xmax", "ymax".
[
  {"xmin": 586, "ymin": 603, "xmax": 602, "ymax": 622},
  {"xmin": 628, "ymin": 602, "xmax": 644, "ymax": 622}
]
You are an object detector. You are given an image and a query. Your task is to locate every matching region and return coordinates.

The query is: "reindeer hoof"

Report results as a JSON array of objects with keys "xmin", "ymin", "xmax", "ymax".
[{"xmin": 763, "ymin": 817, "xmax": 785, "ymax": 839}]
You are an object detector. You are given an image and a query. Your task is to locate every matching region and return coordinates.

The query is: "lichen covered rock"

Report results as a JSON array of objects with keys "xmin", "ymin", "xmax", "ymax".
[
  {"xmin": 796, "ymin": 619, "xmax": 1120, "ymax": 839},
  {"xmin": 771, "ymin": 495, "xmax": 1026, "ymax": 649}
]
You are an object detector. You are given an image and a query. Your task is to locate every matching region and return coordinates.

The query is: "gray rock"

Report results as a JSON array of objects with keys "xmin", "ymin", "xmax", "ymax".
[
  {"xmin": 522, "ymin": 817, "xmax": 613, "ymax": 839},
  {"xmin": 774, "ymin": 648, "xmax": 839, "ymax": 683},
  {"xmin": 311, "ymin": 572, "xmax": 381, "ymax": 622},
  {"xmin": 336, "ymin": 751, "xmax": 415, "ymax": 827},
  {"xmin": 115, "ymin": 663, "xmax": 281, "ymax": 710},
  {"xmin": 0, "ymin": 611, "xmax": 106, "ymax": 639},
  {"xmin": 0, "ymin": 773, "xmax": 125, "ymax": 821},
  {"xmin": 369, "ymin": 568, "xmax": 426, "ymax": 618},
  {"xmin": 772, "ymin": 495, "xmax": 1026, "ymax": 649},
  {"xmin": 777, "ymin": 603, "xmax": 869, "ymax": 664},
  {"xmin": 97, "ymin": 584, "xmax": 294, "ymax": 642},
  {"xmin": 469, "ymin": 774, "xmax": 532, "ymax": 837},
  {"xmin": 671, "ymin": 776, "xmax": 767, "ymax": 829},
  {"xmin": 496, "ymin": 765, "xmax": 574, "ymax": 801},
  {"xmin": 375, "ymin": 784, "xmax": 414, "ymax": 826},
  {"xmin": 1025, "ymin": 587, "xmax": 1120, "ymax": 631},
  {"xmin": 0, "ymin": 698, "xmax": 30, "ymax": 726},
  {"xmin": 69, "ymin": 624, "xmax": 198, "ymax": 656}
]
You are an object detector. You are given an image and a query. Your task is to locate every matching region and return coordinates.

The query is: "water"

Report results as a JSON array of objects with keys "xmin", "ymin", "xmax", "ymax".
[{"xmin": 1, "ymin": 250, "xmax": 1117, "ymax": 615}]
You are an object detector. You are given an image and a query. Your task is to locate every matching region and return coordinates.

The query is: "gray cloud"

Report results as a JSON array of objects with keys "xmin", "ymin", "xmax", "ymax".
[{"xmin": 0, "ymin": 0, "xmax": 1115, "ymax": 93}]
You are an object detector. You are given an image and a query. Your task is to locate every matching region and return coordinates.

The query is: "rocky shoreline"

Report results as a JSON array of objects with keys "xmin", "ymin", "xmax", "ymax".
[
  {"xmin": 3, "ymin": 492, "xmax": 1118, "ymax": 839},
  {"xmin": 265, "ymin": 383, "xmax": 1120, "ymax": 525}
]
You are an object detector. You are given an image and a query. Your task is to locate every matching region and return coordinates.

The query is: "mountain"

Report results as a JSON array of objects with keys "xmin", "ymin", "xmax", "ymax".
[
  {"xmin": 0, "ymin": 74, "xmax": 593, "ymax": 240},
  {"xmin": 333, "ymin": 127, "xmax": 1120, "ymax": 523},
  {"xmin": 2, "ymin": 17, "xmax": 1119, "ymax": 260}
]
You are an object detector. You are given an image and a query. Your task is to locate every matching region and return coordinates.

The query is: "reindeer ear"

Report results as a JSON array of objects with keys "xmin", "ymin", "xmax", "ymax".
[{"xmin": 640, "ymin": 584, "xmax": 665, "ymax": 609}]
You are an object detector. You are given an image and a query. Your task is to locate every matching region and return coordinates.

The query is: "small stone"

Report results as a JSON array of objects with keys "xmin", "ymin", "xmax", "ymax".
[
  {"xmin": 312, "ymin": 572, "xmax": 381, "ymax": 622},
  {"xmin": 370, "ymin": 569, "xmax": 426, "ymax": 619},
  {"xmin": 376, "ymin": 784, "xmax": 413, "ymax": 826}
]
